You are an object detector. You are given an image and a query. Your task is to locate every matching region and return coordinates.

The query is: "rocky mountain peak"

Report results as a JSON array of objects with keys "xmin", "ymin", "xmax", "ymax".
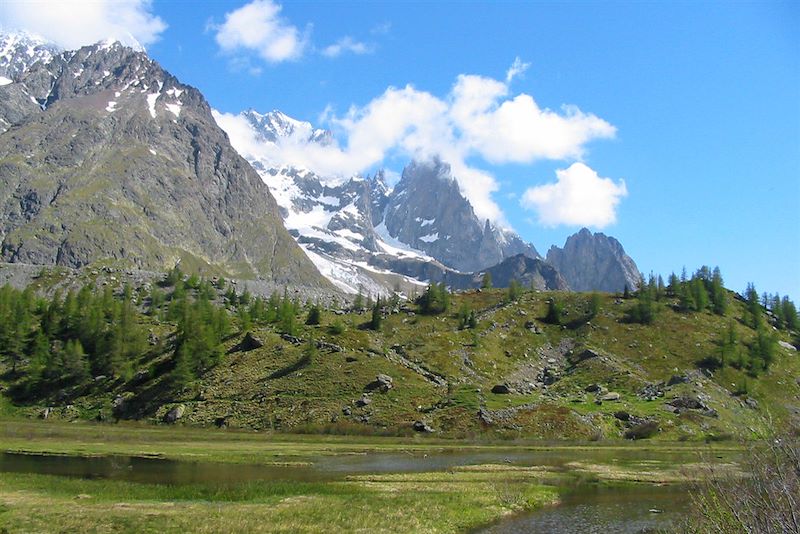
[
  {"xmin": 0, "ymin": 30, "xmax": 60, "ymax": 82},
  {"xmin": 243, "ymin": 108, "xmax": 332, "ymax": 146},
  {"xmin": 383, "ymin": 158, "xmax": 539, "ymax": 273},
  {"xmin": 0, "ymin": 37, "xmax": 329, "ymax": 289},
  {"xmin": 545, "ymin": 228, "xmax": 639, "ymax": 292}
]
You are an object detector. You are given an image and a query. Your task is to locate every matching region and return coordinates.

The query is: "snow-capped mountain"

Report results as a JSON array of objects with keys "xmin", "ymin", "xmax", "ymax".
[
  {"xmin": 0, "ymin": 31, "xmax": 60, "ymax": 83},
  {"xmin": 0, "ymin": 30, "xmax": 637, "ymax": 296},
  {"xmin": 244, "ymin": 109, "xmax": 333, "ymax": 146},
  {"xmin": 383, "ymin": 158, "xmax": 539, "ymax": 272},
  {"xmin": 217, "ymin": 109, "xmax": 545, "ymax": 294},
  {"xmin": 0, "ymin": 33, "xmax": 329, "ymax": 289}
]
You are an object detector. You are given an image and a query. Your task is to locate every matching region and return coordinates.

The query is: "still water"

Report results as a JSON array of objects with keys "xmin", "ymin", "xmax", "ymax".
[{"xmin": 0, "ymin": 448, "xmax": 696, "ymax": 532}]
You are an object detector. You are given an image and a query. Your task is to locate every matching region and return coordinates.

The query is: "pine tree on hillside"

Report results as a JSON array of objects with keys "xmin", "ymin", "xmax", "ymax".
[
  {"xmin": 481, "ymin": 272, "xmax": 493, "ymax": 289},
  {"xmin": 709, "ymin": 267, "xmax": 727, "ymax": 316},
  {"xmin": 544, "ymin": 298, "xmax": 564, "ymax": 325},
  {"xmin": 61, "ymin": 339, "xmax": 90, "ymax": 381},
  {"xmin": 690, "ymin": 278, "xmax": 709, "ymax": 312},
  {"xmin": 744, "ymin": 283, "xmax": 762, "ymax": 328},
  {"xmin": 370, "ymin": 297, "xmax": 383, "ymax": 331},
  {"xmin": 306, "ymin": 304, "xmax": 322, "ymax": 325}
]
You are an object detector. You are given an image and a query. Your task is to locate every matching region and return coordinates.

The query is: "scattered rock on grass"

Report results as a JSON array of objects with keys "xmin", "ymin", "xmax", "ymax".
[
  {"xmin": 164, "ymin": 404, "xmax": 185, "ymax": 423},
  {"xmin": 413, "ymin": 421, "xmax": 435, "ymax": 433},
  {"xmin": 366, "ymin": 374, "xmax": 394, "ymax": 392},
  {"xmin": 241, "ymin": 332, "xmax": 264, "ymax": 351}
]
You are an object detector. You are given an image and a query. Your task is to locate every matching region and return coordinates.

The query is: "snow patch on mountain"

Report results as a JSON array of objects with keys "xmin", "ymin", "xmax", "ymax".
[
  {"xmin": 216, "ymin": 108, "xmax": 542, "ymax": 293},
  {"xmin": 0, "ymin": 30, "xmax": 60, "ymax": 80}
]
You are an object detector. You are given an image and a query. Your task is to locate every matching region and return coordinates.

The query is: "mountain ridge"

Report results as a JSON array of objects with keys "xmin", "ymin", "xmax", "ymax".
[{"xmin": 0, "ymin": 35, "xmax": 330, "ymax": 289}]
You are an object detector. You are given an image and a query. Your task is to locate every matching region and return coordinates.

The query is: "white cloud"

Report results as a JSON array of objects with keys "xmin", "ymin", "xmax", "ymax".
[
  {"xmin": 370, "ymin": 22, "xmax": 391, "ymax": 36},
  {"xmin": 321, "ymin": 36, "xmax": 371, "ymax": 58},
  {"xmin": 521, "ymin": 162, "xmax": 628, "ymax": 228},
  {"xmin": 213, "ymin": 0, "xmax": 306, "ymax": 63},
  {"xmin": 505, "ymin": 56, "xmax": 530, "ymax": 83},
  {"xmin": 217, "ymin": 58, "xmax": 617, "ymax": 224},
  {"xmin": 0, "ymin": 0, "xmax": 166, "ymax": 50}
]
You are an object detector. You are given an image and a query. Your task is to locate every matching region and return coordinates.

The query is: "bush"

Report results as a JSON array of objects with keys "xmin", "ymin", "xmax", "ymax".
[
  {"xmin": 623, "ymin": 420, "xmax": 659, "ymax": 440},
  {"xmin": 328, "ymin": 319, "xmax": 346, "ymax": 335},
  {"xmin": 544, "ymin": 298, "xmax": 563, "ymax": 325}
]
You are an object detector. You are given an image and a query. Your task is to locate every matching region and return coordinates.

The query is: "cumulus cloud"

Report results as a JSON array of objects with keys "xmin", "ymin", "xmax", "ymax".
[
  {"xmin": 0, "ymin": 0, "xmax": 166, "ymax": 50},
  {"xmin": 217, "ymin": 59, "xmax": 617, "ymax": 224},
  {"xmin": 213, "ymin": 0, "xmax": 306, "ymax": 63},
  {"xmin": 521, "ymin": 162, "xmax": 628, "ymax": 228},
  {"xmin": 321, "ymin": 36, "xmax": 371, "ymax": 58}
]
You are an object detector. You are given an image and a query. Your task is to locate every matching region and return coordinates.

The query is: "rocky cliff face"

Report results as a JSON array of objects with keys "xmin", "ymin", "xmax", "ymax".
[
  {"xmin": 443, "ymin": 254, "xmax": 567, "ymax": 291},
  {"xmin": 226, "ymin": 110, "xmax": 542, "ymax": 294},
  {"xmin": 545, "ymin": 228, "xmax": 640, "ymax": 292},
  {"xmin": 384, "ymin": 159, "xmax": 539, "ymax": 273},
  {"xmin": 0, "ymin": 36, "xmax": 328, "ymax": 287}
]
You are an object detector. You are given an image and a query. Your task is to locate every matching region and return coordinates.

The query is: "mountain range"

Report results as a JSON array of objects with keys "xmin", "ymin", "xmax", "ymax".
[{"xmin": 0, "ymin": 32, "xmax": 640, "ymax": 296}]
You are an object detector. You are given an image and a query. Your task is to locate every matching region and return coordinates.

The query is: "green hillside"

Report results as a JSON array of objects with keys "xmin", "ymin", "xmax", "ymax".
[{"xmin": 1, "ymin": 267, "xmax": 798, "ymax": 442}]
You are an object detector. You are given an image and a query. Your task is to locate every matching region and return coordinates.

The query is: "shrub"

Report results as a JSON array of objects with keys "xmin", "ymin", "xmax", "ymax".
[{"xmin": 623, "ymin": 420, "xmax": 659, "ymax": 440}]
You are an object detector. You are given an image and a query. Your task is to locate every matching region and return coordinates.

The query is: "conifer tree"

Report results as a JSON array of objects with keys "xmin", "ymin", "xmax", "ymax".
[
  {"xmin": 353, "ymin": 288, "xmax": 364, "ymax": 310},
  {"xmin": 588, "ymin": 292, "xmax": 601, "ymax": 320},
  {"xmin": 507, "ymin": 279, "xmax": 522, "ymax": 302},
  {"xmin": 709, "ymin": 267, "xmax": 727, "ymax": 316},
  {"xmin": 62, "ymin": 339, "xmax": 90, "ymax": 381},
  {"xmin": 481, "ymin": 272, "xmax": 493, "ymax": 289},
  {"xmin": 306, "ymin": 304, "xmax": 322, "ymax": 325},
  {"xmin": 370, "ymin": 297, "xmax": 383, "ymax": 331},
  {"xmin": 545, "ymin": 298, "xmax": 564, "ymax": 325},
  {"xmin": 690, "ymin": 277, "xmax": 709, "ymax": 312}
]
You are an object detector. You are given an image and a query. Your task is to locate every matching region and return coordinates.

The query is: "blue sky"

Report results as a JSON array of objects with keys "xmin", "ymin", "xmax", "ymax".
[{"xmin": 2, "ymin": 1, "xmax": 798, "ymax": 299}]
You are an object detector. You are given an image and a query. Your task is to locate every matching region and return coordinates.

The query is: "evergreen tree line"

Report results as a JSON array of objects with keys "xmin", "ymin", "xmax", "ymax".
[
  {"xmin": 631, "ymin": 266, "xmax": 791, "ymax": 376},
  {"xmin": 544, "ymin": 292, "xmax": 601, "ymax": 326},
  {"xmin": 417, "ymin": 283, "xmax": 451, "ymax": 315},
  {"xmin": 234, "ymin": 289, "xmax": 302, "ymax": 336},
  {"xmin": 0, "ymin": 283, "xmax": 148, "ymax": 396}
]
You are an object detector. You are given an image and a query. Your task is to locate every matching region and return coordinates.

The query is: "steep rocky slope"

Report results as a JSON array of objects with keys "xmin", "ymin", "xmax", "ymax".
[
  {"xmin": 0, "ymin": 36, "xmax": 328, "ymax": 287},
  {"xmin": 383, "ymin": 158, "xmax": 539, "ymax": 273},
  {"xmin": 220, "ymin": 110, "xmax": 545, "ymax": 293},
  {"xmin": 546, "ymin": 228, "xmax": 640, "ymax": 292}
]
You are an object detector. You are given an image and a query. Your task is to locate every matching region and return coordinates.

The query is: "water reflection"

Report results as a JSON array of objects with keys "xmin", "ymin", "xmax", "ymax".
[{"xmin": 478, "ymin": 484, "xmax": 689, "ymax": 534}]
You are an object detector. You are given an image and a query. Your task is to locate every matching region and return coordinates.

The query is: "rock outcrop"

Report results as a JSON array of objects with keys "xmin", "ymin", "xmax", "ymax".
[
  {"xmin": 545, "ymin": 228, "xmax": 639, "ymax": 292},
  {"xmin": 0, "ymin": 37, "xmax": 328, "ymax": 287}
]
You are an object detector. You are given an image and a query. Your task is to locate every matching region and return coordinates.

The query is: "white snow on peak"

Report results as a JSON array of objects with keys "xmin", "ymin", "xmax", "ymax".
[
  {"xmin": 243, "ymin": 109, "xmax": 331, "ymax": 146},
  {"xmin": 419, "ymin": 233, "xmax": 439, "ymax": 243},
  {"xmin": 105, "ymin": 101, "xmax": 117, "ymax": 112},
  {"xmin": 0, "ymin": 76, "xmax": 11, "ymax": 86},
  {"xmin": 165, "ymin": 102, "xmax": 181, "ymax": 118},
  {"xmin": 0, "ymin": 30, "xmax": 60, "ymax": 80},
  {"xmin": 96, "ymin": 36, "xmax": 144, "ymax": 53},
  {"xmin": 420, "ymin": 218, "xmax": 435, "ymax": 227},
  {"xmin": 165, "ymin": 87, "xmax": 184, "ymax": 98},
  {"xmin": 146, "ymin": 81, "xmax": 163, "ymax": 119}
]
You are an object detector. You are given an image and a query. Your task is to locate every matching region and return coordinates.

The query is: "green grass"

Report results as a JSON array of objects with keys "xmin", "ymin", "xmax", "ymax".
[
  {"xmin": 0, "ymin": 470, "xmax": 559, "ymax": 533},
  {"xmin": 2, "ymin": 287, "xmax": 798, "ymax": 442},
  {"xmin": 0, "ymin": 419, "xmax": 746, "ymax": 534}
]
